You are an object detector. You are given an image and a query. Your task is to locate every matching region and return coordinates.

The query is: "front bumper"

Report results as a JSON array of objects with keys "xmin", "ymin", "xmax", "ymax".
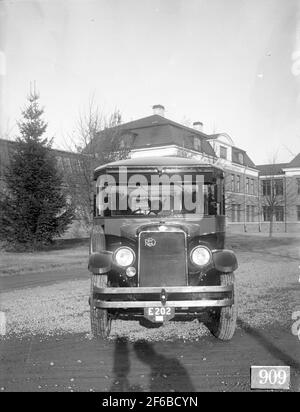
[{"xmin": 92, "ymin": 285, "xmax": 233, "ymax": 309}]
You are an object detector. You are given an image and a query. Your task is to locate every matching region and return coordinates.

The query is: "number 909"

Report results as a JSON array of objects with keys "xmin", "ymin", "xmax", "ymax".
[
  {"xmin": 251, "ymin": 366, "xmax": 290, "ymax": 390},
  {"xmin": 259, "ymin": 369, "xmax": 287, "ymax": 385}
]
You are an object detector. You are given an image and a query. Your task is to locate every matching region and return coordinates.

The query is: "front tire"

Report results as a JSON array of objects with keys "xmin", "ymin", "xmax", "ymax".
[
  {"xmin": 90, "ymin": 274, "xmax": 112, "ymax": 339},
  {"xmin": 205, "ymin": 272, "xmax": 237, "ymax": 341}
]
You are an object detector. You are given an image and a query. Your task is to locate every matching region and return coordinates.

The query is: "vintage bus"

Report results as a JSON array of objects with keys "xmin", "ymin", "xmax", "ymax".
[{"xmin": 88, "ymin": 156, "xmax": 238, "ymax": 340}]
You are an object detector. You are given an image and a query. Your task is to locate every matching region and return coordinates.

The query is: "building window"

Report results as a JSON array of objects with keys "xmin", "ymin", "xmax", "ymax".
[
  {"xmin": 193, "ymin": 137, "xmax": 201, "ymax": 151},
  {"xmin": 237, "ymin": 205, "xmax": 241, "ymax": 222},
  {"xmin": 297, "ymin": 206, "xmax": 300, "ymax": 221},
  {"xmin": 231, "ymin": 174, "xmax": 235, "ymax": 192},
  {"xmin": 236, "ymin": 175, "xmax": 241, "ymax": 192},
  {"xmin": 232, "ymin": 204, "xmax": 241, "ymax": 222},
  {"xmin": 119, "ymin": 134, "xmax": 134, "ymax": 149},
  {"xmin": 274, "ymin": 179, "xmax": 283, "ymax": 196},
  {"xmin": 63, "ymin": 157, "xmax": 72, "ymax": 172},
  {"xmin": 252, "ymin": 206, "xmax": 256, "ymax": 221},
  {"xmin": 250, "ymin": 179, "xmax": 254, "ymax": 195},
  {"xmin": 220, "ymin": 146, "xmax": 227, "ymax": 159},
  {"xmin": 246, "ymin": 205, "xmax": 256, "ymax": 222},
  {"xmin": 263, "ymin": 206, "xmax": 284, "ymax": 222},
  {"xmin": 275, "ymin": 206, "xmax": 284, "ymax": 221},
  {"xmin": 238, "ymin": 153, "xmax": 244, "ymax": 164},
  {"xmin": 77, "ymin": 159, "xmax": 83, "ymax": 173},
  {"xmin": 71, "ymin": 158, "xmax": 80, "ymax": 173},
  {"xmin": 262, "ymin": 179, "xmax": 283, "ymax": 196},
  {"xmin": 246, "ymin": 178, "xmax": 249, "ymax": 194},
  {"xmin": 56, "ymin": 156, "xmax": 63, "ymax": 170},
  {"xmin": 263, "ymin": 206, "xmax": 271, "ymax": 221},
  {"xmin": 262, "ymin": 180, "xmax": 271, "ymax": 196},
  {"xmin": 246, "ymin": 205, "xmax": 250, "ymax": 222},
  {"xmin": 231, "ymin": 205, "xmax": 236, "ymax": 222},
  {"xmin": 297, "ymin": 178, "xmax": 300, "ymax": 195}
]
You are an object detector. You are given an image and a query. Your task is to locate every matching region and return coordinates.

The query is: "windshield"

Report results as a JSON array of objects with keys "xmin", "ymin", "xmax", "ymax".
[{"xmin": 94, "ymin": 173, "xmax": 223, "ymax": 217}]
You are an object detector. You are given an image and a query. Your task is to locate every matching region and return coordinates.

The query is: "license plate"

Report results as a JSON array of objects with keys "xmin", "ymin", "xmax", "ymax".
[{"xmin": 144, "ymin": 307, "xmax": 175, "ymax": 323}]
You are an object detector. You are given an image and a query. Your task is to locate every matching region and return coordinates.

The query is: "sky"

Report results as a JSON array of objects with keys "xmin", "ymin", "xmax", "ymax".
[{"xmin": 0, "ymin": 0, "xmax": 300, "ymax": 164}]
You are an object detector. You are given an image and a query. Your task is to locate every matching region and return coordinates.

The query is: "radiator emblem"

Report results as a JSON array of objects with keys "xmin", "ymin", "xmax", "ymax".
[{"xmin": 144, "ymin": 237, "xmax": 156, "ymax": 247}]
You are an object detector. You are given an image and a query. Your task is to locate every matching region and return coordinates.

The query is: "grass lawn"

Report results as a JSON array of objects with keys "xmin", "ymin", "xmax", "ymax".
[{"xmin": 0, "ymin": 239, "xmax": 89, "ymax": 277}]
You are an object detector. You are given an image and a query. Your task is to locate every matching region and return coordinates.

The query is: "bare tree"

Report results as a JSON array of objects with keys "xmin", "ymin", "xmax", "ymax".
[
  {"xmin": 260, "ymin": 181, "xmax": 283, "ymax": 237},
  {"xmin": 259, "ymin": 156, "xmax": 295, "ymax": 237},
  {"xmin": 65, "ymin": 98, "xmax": 130, "ymax": 227}
]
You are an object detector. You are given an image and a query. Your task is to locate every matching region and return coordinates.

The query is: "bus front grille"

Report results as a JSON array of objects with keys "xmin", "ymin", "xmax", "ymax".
[{"xmin": 138, "ymin": 231, "xmax": 187, "ymax": 287}]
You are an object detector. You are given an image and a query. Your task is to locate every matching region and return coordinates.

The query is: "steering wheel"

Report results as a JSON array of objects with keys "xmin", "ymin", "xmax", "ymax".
[
  {"xmin": 131, "ymin": 208, "xmax": 145, "ymax": 215},
  {"xmin": 147, "ymin": 209, "xmax": 159, "ymax": 216}
]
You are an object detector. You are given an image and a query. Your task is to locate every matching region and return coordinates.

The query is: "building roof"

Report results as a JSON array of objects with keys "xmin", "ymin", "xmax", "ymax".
[
  {"xmin": 288, "ymin": 153, "xmax": 300, "ymax": 168},
  {"xmin": 207, "ymin": 133, "xmax": 235, "ymax": 145},
  {"xmin": 0, "ymin": 138, "xmax": 82, "ymax": 178},
  {"xmin": 204, "ymin": 132, "xmax": 256, "ymax": 169},
  {"xmin": 92, "ymin": 114, "xmax": 259, "ymax": 169},
  {"xmin": 256, "ymin": 163, "xmax": 289, "ymax": 176},
  {"xmin": 257, "ymin": 153, "xmax": 300, "ymax": 175},
  {"xmin": 231, "ymin": 146, "xmax": 257, "ymax": 169},
  {"xmin": 121, "ymin": 114, "xmax": 207, "ymax": 136},
  {"xmin": 94, "ymin": 114, "xmax": 216, "ymax": 158},
  {"xmin": 0, "ymin": 138, "xmax": 81, "ymax": 158},
  {"xmin": 132, "ymin": 123, "xmax": 215, "ymax": 157}
]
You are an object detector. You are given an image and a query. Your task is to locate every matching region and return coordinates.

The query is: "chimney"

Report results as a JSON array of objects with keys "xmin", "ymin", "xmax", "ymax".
[
  {"xmin": 193, "ymin": 121, "xmax": 203, "ymax": 132},
  {"xmin": 152, "ymin": 104, "xmax": 165, "ymax": 117}
]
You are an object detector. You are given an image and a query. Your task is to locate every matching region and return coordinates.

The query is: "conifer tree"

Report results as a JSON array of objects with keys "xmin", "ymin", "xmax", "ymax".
[{"xmin": 0, "ymin": 92, "xmax": 74, "ymax": 249}]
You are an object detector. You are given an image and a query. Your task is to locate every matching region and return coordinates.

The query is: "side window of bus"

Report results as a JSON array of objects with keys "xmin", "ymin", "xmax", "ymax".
[
  {"xmin": 103, "ymin": 192, "xmax": 111, "ymax": 217},
  {"xmin": 95, "ymin": 183, "xmax": 112, "ymax": 217},
  {"xmin": 93, "ymin": 194, "xmax": 97, "ymax": 217},
  {"xmin": 204, "ymin": 184, "xmax": 218, "ymax": 215}
]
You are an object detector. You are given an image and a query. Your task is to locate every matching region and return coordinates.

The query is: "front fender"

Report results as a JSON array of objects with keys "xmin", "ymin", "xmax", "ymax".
[
  {"xmin": 212, "ymin": 249, "xmax": 238, "ymax": 273},
  {"xmin": 88, "ymin": 251, "xmax": 112, "ymax": 274}
]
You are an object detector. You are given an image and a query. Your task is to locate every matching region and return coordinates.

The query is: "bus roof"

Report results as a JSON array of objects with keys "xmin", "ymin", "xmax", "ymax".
[{"xmin": 94, "ymin": 156, "xmax": 224, "ymax": 173}]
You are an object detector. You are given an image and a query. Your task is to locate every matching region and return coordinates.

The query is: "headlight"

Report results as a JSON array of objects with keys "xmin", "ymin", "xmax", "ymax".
[
  {"xmin": 114, "ymin": 247, "xmax": 135, "ymax": 267},
  {"xmin": 190, "ymin": 246, "xmax": 211, "ymax": 266},
  {"xmin": 126, "ymin": 266, "xmax": 136, "ymax": 277}
]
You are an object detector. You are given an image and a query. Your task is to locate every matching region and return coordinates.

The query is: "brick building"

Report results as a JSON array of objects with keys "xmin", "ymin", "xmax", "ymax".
[
  {"xmin": 206, "ymin": 133, "xmax": 259, "ymax": 232},
  {"xmin": 94, "ymin": 105, "xmax": 259, "ymax": 231},
  {"xmin": 257, "ymin": 154, "xmax": 300, "ymax": 233},
  {"xmin": 1, "ymin": 105, "xmax": 298, "ymax": 235}
]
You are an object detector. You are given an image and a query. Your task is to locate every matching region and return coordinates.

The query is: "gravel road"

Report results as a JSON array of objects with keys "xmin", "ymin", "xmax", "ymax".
[
  {"xmin": 1, "ymin": 327, "xmax": 299, "ymax": 392},
  {"xmin": 0, "ymin": 235, "xmax": 299, "ymax": 392}
]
